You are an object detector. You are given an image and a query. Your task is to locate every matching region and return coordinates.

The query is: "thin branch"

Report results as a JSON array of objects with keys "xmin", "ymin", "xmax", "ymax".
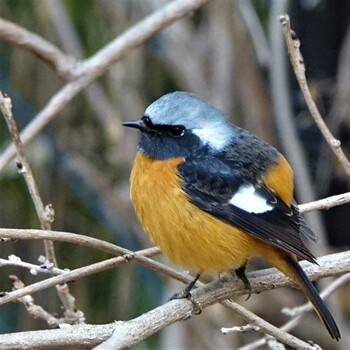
[
  {"xmin": 0, "ymin": 92, "xmax": 56, "ymax": 261},
  {"xmin": 280, "ymin": 14, "xmax": 350, "ymax": 179},
  {"xmin": 239, "ymin": 273, "xmax": 350, "ymax": 350},
  {"xmin": 0, "ymin": 256, "xmax": 66, "ymax": 276},
  {"xmin": 0, "ymin": 252, "xmax": 189, "ymax": 307},
  {"xmin": 269, "ymin": 3, "xmax": 328, "ymax": 256},
  {"xmin": 0, "ymin": 91, "xmax": 84, "ymax": 323},
  {"xmin": 0, "ymin": 227, "xmax": 160, "ymax": 261},
  {"xmin": 299, "ymin": 192, "xmax": 350, "ymax": 213},
  {"xmin": 10, "ymin": 275, "xmax": 63, "ymax": 328},
  {"xmin": 1, "ymin": 251, "xmax": 348, "ymax": 349},
  {"xmin": 0, "ymin": 0, "xmax": 209, "ymax": 173},
  {"xmin": 218, "ymin": 301, "xmax": 315, "ymax": 350},
  {"xmin": 0, "ymin": 17, "xmax": 77, "ymax": 79},
  {"xmin": 46, "ymin": 0, "xmax": 120, "ymax": 136},
  {"xmin": 283, "ymin": 272, "xmax": 350, "ymax": 318}
]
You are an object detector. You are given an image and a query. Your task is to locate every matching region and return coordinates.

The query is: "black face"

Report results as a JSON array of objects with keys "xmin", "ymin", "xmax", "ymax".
[{"xmin": 123, "ymin": 115, "xmax": 204, "ymax": 160}]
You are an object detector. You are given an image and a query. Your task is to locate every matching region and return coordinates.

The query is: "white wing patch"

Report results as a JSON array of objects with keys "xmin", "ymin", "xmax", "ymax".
[{"xmin": 229, "ymin": 185, "xmax": 274, "ymax": 214}]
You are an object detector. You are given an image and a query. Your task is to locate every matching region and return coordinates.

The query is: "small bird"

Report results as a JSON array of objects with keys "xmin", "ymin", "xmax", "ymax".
[{"xmin": 123, "ymin": 92, "xmax": 340, "ymax": 340}]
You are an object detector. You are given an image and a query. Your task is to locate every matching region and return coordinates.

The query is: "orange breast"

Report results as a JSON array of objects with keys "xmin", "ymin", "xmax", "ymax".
[{"xmin": 130, "ymin": 152, "xmax": 272, "ymax": 273}]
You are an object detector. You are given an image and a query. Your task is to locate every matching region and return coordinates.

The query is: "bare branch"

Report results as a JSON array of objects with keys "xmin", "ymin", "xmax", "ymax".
[
  {"xmin": 10, "ymin": 275, "xmax": 63, "ymax": 328},
  {"xmin": 218, "ymin": 301, "xmax": 315, "ymax": 350},
  {"xmin": 0, "ymin": 0, "xmax": 209, "ymax": 172},
  {"xmin": 280, "ymin": 14, "xmax": 350, "ymax": 179},
  {"xmin": 0, "ymin": 17, "xmax": 77, "ymax": 79},
  {"xmin": 0, "ymin": 324, "xmax": 117, "ymax": 350},
  {"xmin": 0, "ymin": 91, "xmax": 83, "ymax": 323},
  {"xmin": 0, "ymin": 227, "xmax": 160, "ymax": 261},
  {"xmin": 0, "ymin": 256, "xmax": 66, "ymax": 275},
  {"xmin": 299, "ymin": 192, "xmax": 350, "ymax": 213},
  {"xmin": 239, "ymin": 273, "xmax": 350, "ymax": 350},
  {"xmin": 1, "ymin": 250, "xmax": 348, "ymax": 349}
]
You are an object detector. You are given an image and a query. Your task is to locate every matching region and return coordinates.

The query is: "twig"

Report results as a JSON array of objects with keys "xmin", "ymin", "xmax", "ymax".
[
  {"xmin": 71, "ymin": 247, "xmax": 350, "ymax": 349},
  {"xmin": 0, "ymin": 17, "xmax": 77, "ymax": 79},
  {"xmin": 0, "ymin": 252, "xmax": 189, "ymax": 307},
  {"xmin": 222, "ymin": 324, "xmax": 260, "ymax": 334},
  {"xmin": 46, "ymin": 0, "xmax": 120, "ymax": 137},
  {"xmin": 10, "ymin": 275, "xmax": 63, "ymax": 328},
  {"xmin": 0, "ymin": 227, "xmax": 160, "ymax": 262},
  {"xmin": 0, "ymin": 256, "xmax": 67, "ymax": 276},
  {"xmin": 283, "ymin": 272, "xmax": 350, "ymax": 318},
  {"xmin": 0, "ymin": 250, "xmax": 349, "ymax": 349},
  {"xmin": 218, "ymin": 301, "xmax": 315, "ymax": 350},
  {"xmin": 280, "ymin": 14, "xmax": 350, "ymax": 179},
  {"xmin": 240, "ymin": 273, "xmax": 350, "ymax": 350},
  {"xmin": 0, "ymin": 91, "xmax": 83, "ymax": 323},
  {"xmin": 0, "ymin": 92, "xmax": 56, "ymax": 262},
  {"xmin": 0, "ymin": 0, "xmax": 209, "ymax": 172},
  {"xmin": 299, "ymin": 192, "xmax": 350, "ymax": 213},
  {"xmin": 269, "ymin": 3, "xmax": 328, "ymax": 256}
]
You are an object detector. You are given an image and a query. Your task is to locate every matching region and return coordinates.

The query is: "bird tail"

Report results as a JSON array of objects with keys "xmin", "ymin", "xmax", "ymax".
[{"xmin": 282, "ymin": 256, "xmax": 341, "ymax": 341}]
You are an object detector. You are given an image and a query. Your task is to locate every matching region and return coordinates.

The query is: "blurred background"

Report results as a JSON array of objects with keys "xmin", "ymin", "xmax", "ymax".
[{"xmin": 1, "ymin": 0, "xmax": 350, "ymax": 349}]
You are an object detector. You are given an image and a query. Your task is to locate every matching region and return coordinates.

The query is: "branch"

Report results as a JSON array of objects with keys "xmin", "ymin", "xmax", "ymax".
[
  {"xmin": 0, "ymin": 227, "xmax": 161, "ymax": 267},
  {"xmin": 0, "ymin": 91, "xmax": 85, "ymax": 323},
  {"xmin": 299, "ymin": 192, "xmax": 350, "ymax": 213},
  {"xmin": 0, "ymin": 256, "xmax": 66, "ymax": 276},
  {"xmin": 1, "ymin": 251, "xmax": 348, "ymax": 349},
  {"xmin": 0, "ymin": 18, "xmax": 77, "ymax": 79},
  {"xmin": 269, "ymin": 3, "xmax": 328, "ymax": 256},
  {"xmin": 279, "ymin": 14, "xmax": 350, "ymax": 179},
  {"xmin": 10, "ymin": 275, "xmax": 63, "ymax": 328},
  {"xmin": 0, "ymin": 0, "xmax": 209, "ymax": 172},
  {"xmin": 218, "ymin": 301, "xmax": 314, "ymax": 350},
  {"xmin": 239, "ymin": 273, "xmax": 350, "ymax": 350}
]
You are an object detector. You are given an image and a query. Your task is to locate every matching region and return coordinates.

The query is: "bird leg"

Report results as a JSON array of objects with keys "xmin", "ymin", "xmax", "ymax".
[
  {"xmin": 234, "ymin": 263, "xmax": 252, "ymax": 301},
  {"xmin": 170, "ymin": 273, "xmax": 202, "ymax": 315}
]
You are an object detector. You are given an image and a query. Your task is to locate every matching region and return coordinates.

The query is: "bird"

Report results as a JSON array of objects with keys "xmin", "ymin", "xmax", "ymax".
[{"xmin": 123, "ymin": 91, "xmax": 340, "ymax": 341}]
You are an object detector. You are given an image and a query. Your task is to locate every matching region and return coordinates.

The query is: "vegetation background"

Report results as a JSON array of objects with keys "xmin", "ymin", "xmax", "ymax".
[{"xmin": 0, "ymin": 0, "xmax": 350, "ymax": 348}]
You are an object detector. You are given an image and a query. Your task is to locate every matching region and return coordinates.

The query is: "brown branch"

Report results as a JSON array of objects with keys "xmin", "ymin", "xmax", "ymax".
[
  {"xmin": 0, "ymin": 0, "xmax": 209, "ymax": 172},
  {"xmin": 0, "ymin": 256, "xmax": 66, "ymax": 276},
  {"xmin": 0, "ymin": 91, "xmax": 84, "ymax": 323},
  {"xmin": 0, "ymin": 92, "xmax": 56, "ymax": 261},
  {"xmin": 0, "ymin": 251, "xmax": 348, "ymax": 349},
  {"xmin": 0, "ymin": 18, "xmax": 77, "ymax": 79},
  {"xmin": 10, "ymin": 275, "xmax": 63, "ymax": 328},
  {"xmin": 239, "ymin": 273, "xmax": 350, "ymax": 350},
  {"xmin": 280, "ymin": 14, "xmax": 350, "ymax": 179},
  {"xmin": 218, "ymin": 301, "xmax": 315, "ymax": 350},
  {"xmin": 0, "ymin": 227, "xmax": 160, "ymax": 261},
  {"xmin": 299, "ymin": 192, "xmax": 350, "ymax": 213}
]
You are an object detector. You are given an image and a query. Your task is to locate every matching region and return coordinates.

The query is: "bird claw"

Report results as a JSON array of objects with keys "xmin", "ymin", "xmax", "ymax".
[
  {"xmin": 234, "ymin": 265, "xmax": 252, "ymax": 301},
  {"xmin": 170, "ymin": 290, "xmax": 202, "ymax": 316}
]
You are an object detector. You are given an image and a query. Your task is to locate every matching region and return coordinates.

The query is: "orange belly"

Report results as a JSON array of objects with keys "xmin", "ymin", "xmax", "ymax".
[{"xmin": 130, "ymin": 152, "xmax": 279, "ymax": 273}]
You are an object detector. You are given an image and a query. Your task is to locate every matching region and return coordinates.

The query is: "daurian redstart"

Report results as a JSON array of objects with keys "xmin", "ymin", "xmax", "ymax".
[{"xmin": 123, "ymin": 92, "xmax": 340, "ymax": 340}]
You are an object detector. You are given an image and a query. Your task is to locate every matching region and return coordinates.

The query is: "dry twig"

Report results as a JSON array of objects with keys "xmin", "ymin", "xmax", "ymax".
[
  {"xmin": 280, "ymin": 14, "xmax": 350, "ymax": 179},
  {"xmin": 0, "ymin": 250, "xmax": 348, "ymax": 349},
  {"xmin": 0, "ymin": 91, "xmax": 84, "ymax": 324},
  {"xmin": 0, "ymin": 0, "xmax": 209, "ymax": 172}
]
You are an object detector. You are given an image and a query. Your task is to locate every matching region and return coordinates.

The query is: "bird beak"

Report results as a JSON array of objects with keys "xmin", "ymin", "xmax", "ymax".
[{"xmin": 122, "ymin": 119, "xmax": 148, "ymax": 131}]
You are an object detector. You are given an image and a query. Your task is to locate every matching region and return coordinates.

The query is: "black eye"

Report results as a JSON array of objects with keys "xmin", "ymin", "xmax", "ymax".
[
  {"xmin": 169, "ymin": 125, "xmax": 185, "ymax": 137},
  {"xmin": 142, "ymin": 116, "xmax": 153, "ymax": 127}
]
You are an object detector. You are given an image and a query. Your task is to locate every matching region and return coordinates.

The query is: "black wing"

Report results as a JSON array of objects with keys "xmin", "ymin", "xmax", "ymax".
[{"xmin": 178, "ymin": 157, "xmax": 317, "ymax": 263}]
